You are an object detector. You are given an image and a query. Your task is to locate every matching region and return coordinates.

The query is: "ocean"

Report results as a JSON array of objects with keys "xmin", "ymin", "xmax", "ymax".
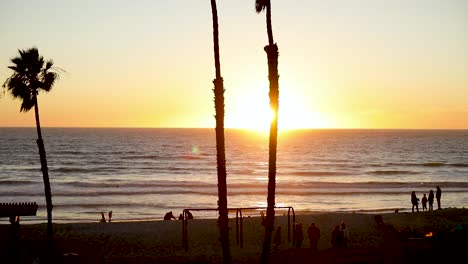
[{"xmin": 1, "ymin": 128, "xmax": 467, "ymax": 223}]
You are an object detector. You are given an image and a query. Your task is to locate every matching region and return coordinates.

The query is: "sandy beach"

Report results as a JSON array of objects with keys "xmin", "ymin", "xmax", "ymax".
[{"xmin": 1, "ymin": 208, "xmax": 467, "ymax": 263}]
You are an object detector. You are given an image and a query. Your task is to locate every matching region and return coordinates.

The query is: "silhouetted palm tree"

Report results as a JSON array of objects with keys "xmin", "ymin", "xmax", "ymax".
[
  {"xmin": 255, "ymin": 1, "xmax": 280, "ymax": 263},
  {"xmin": 210, "ymin": 1, "xmax": 232, "ymax": 263},
  {"xmin": 2, "ymin": 47, "xmax": 58, "ymax": 240}
]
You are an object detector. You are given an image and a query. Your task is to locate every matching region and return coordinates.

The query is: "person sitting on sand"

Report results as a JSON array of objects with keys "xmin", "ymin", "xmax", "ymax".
[
  {"xmin": 307, "ymin": 223, "xmax": 320, "ymax": 252},
  {"xmin": 411, "ymin": 191, "xmax": 419, "ymax": 212},
  {"xmin": 421, "ymin": 194, "xmax": 428, "ymax": 211},
  {"xmin": 428, "ymin": 190, "xmax": 435, "ymax": 211},
  {"xmin": 187, "ymin": 210, "xmax": 193, "ymax": 220},
  {"xmin": 100, "ymin": 212, "xmax": 106, "ymax": 223},
  {"xmin": 164, "ymin": 211, "xmax": 176, "ymax": 220}
]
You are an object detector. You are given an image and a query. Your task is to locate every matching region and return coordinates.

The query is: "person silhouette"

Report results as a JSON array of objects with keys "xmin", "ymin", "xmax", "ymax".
[
  {"xmin": 428, "ymin": 190, "xmax": 434, "ymax": 211},
  {"xmin": 340, "ymin": 221, "xmax": 349, "ymax": 247},
  {"xmin": 273, "ymin": 225, "xmax": 282, "ymax": 250},
  {"xmin": 164, "ymin": 211, "xmax": 176, "ymax": 220},
  {"xmin": 294, "ymin": 223, "xmax": 304, "ymax": 248},
  {"xmin": 436, "ymin": 186, "xmax": 442, "ymax": 210},
  {"xmin": 331, "ymin": 225, "xmax": 344, "ymax": 249},
  {"xmin": 108, "ymin": 211, "xmax": 113, "ymax": 223},
  {"xmin": 187, "ymin": 210, "xmax": 193, "ymax": 220},
  {"xmin": 100, "ymin": 212, "xmax": 106, "ymax": 223},
  {"xmin": 411, "ymin": 191, "xmax": 419, "ymax": 212},
  {"xmin": 421, "ymin": 194, "xmax": 428, "ymax": 211},
  {"xmin": 307, "ymin": 223, "xmax": 320, "ymax": 252}
]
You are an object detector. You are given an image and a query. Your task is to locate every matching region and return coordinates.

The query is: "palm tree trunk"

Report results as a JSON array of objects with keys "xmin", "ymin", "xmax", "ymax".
[
  {"xmin": 33, "ymin": 94, "xmax": 53, "ymax": 241},
  {"xmin": 211, "ymin": 1, "xmax": 232, "ymax": 263},
  {"xmin": 261, "ymin": 2, "xmax": 280, "ymax": 263},
  {"xmin": 266, "ymin": 3, "xmax": 274, "ymax": 46}
]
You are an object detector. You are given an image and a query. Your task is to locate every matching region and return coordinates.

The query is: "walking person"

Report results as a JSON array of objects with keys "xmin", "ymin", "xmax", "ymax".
[
  {"xmin": 411, "ymin": 191, "xmax": 419, "ymax": 212},
  {"xmin": 436, "ymin": 186, "xmax": 442, "ymax": 210},
  {"xmin": 421, "ymin": 194, "xmax": 428, "ymax": 211},
  {"xmin": 428, "ymin": 190, "xmax": 435, "ymax": 211},
  {"xmin": 100, "ymin": 212, "xmax": 106, "ymax": 223},
  {"xmin": 307, "ymin": 223, "xmax": 320, "ymax": 253}
]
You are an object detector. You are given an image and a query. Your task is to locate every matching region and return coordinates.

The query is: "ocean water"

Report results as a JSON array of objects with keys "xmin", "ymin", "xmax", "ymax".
[{"xmin": 1, "ymin": 128, "xmax": 467, "ymax": 223}]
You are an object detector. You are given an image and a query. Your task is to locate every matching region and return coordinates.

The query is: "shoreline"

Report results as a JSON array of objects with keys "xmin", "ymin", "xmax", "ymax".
[{"xmin": 1, "ymin": 208, "xmax": 467, "ymax": 263}]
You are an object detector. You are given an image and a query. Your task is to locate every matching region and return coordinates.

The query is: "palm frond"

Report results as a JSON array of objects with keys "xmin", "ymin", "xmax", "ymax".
[
  {"xmin": 45, "ymin": 60, "xmax": 54, "ymax": 71},
  {"xmin": 3, "ymin": 47, "xmax": 59, "ymax": 112},
  {"xmin": 255, "ymin": 0, "xmax": 268, "ymax": 13},
  {"xmin": 42, "ymin": 72, "xmax": 57, "ymax": 92},
  {"xmin": 20, "ymin": 95, "xmax": 35, "ymax": 112}
]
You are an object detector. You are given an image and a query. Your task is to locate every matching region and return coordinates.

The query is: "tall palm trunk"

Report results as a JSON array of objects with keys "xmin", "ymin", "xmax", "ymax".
[
  {"xmin": 260, "ymin": 2, "xmax": 280, "ymax": 264},
  {"xmin": 33, "ymin": 93, "xmax": 53, "ymax": 240},
  {"xmin": 211, "ymin": 0, "xmax": 232, "ymax": 263}
]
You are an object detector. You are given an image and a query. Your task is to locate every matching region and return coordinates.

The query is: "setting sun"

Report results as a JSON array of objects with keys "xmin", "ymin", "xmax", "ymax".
[
  {"xmin": 225, "ymin": 96, "xmax": 274, "ymax": 131},
  {"xmin": 224, "ymin": 86, "xmax": 336, "ymax": 131}
]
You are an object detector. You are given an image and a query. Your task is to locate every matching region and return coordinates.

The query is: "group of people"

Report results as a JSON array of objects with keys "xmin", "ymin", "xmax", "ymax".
[
  {"xmin": 273, "ymin": 222, "xmax": 322, "ymax": 252},
  {"xmin": 331, "ymin": 221, "xmax": 349, "ymax": 249},
  {"xmin": 163, "ymin": 210, "xmax": 193, "ymax": 221},
  {"xmin": 411, "ymin": 186, "xmax": 442, "ymax": 212},
  {"xmin": 99, "ymin": 210, "xmax": 113, "ymax": 223}
]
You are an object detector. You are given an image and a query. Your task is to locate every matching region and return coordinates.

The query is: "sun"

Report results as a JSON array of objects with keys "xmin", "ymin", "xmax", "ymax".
[
  {"xmin": 225, "ymin": 101, "xmax": 274, "ymax": 131},
  {"xmin": 225, "ymin": 90, "xmax": 333, "ymax": 131}
]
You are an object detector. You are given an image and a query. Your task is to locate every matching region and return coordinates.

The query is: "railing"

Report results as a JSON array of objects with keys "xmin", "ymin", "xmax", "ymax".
[{"xmin": 181, "ymin": 206, "xmax": 295, "ymax": 251}]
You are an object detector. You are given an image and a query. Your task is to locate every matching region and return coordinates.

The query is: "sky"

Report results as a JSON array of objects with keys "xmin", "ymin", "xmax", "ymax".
[{"xmin": 1, "ymin": 0, "xmax": 467, "ymax": 129}]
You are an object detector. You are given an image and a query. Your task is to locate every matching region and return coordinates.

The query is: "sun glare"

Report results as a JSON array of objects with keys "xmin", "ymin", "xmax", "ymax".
[
  {"xmin": 226, "ymin": 105, "xmax": 274, "ymax": 132},
  {"xmin": 226, "ymin": 89, "xmax": 334, "ymax": 131}
]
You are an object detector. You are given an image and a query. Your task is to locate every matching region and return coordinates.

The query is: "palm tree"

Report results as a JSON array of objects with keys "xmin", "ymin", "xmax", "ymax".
[
  {"xmin": 255, "ymin": 1, "xmax": 280, "ymax": 263},
  {"xmin": 2, "ymin": 47, "xmax": 58, "ymax": 241},
  {"xmin": 210, "ymin": 1, "xmax": 232, "ymax": 263}
]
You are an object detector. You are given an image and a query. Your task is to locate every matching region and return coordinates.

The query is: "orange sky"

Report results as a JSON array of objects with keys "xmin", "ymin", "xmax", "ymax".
[{"xmin": 1, "ymin": 0, "xmax": 467, "ymax": 129}]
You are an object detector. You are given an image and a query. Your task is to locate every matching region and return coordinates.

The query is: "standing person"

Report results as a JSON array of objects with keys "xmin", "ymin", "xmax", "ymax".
[
  {"xmin": 100, "ymin": 212, "xmax": 106, "ymax": 223},
  {"xmin": 411, "ymin": 191, "xmax": 419, "ymax": 212},
  {"xmin": 307, "ymin": 223, "xmax": 320, "ymax": 252},
  {"xmin": 428, "ymin": 190, "xmax": 435, "ymax": 211},
  {"xmin": 294, "ymin": 223, "xmax": 304, "ymax": 248},
  {"xmin": 421, "ymin": 194, "xmax": 428, "ymax": 211},
  {"xmin": 273, "ymin": 225, "xmax": 282, "ymax": 251},
  {"xmin": 108, "ymin": 211, "xmax": 113, "ymax": 223},
  {"xmin": 331, "ymin": 225, "xmax": 344, "ymax": 249},
  {"xmin": 340, "ymin": 221, "xmax": 349, "ymax": 247},
  {"xmin": 436, "ymin": 186, "xmax": 442, "ymax": 210}
]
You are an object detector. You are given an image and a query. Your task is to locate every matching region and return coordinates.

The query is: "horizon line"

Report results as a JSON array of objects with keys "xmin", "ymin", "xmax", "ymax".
[{"xmin": 1, "ymin": 126, "xmax": 467, "ymax": 131}]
